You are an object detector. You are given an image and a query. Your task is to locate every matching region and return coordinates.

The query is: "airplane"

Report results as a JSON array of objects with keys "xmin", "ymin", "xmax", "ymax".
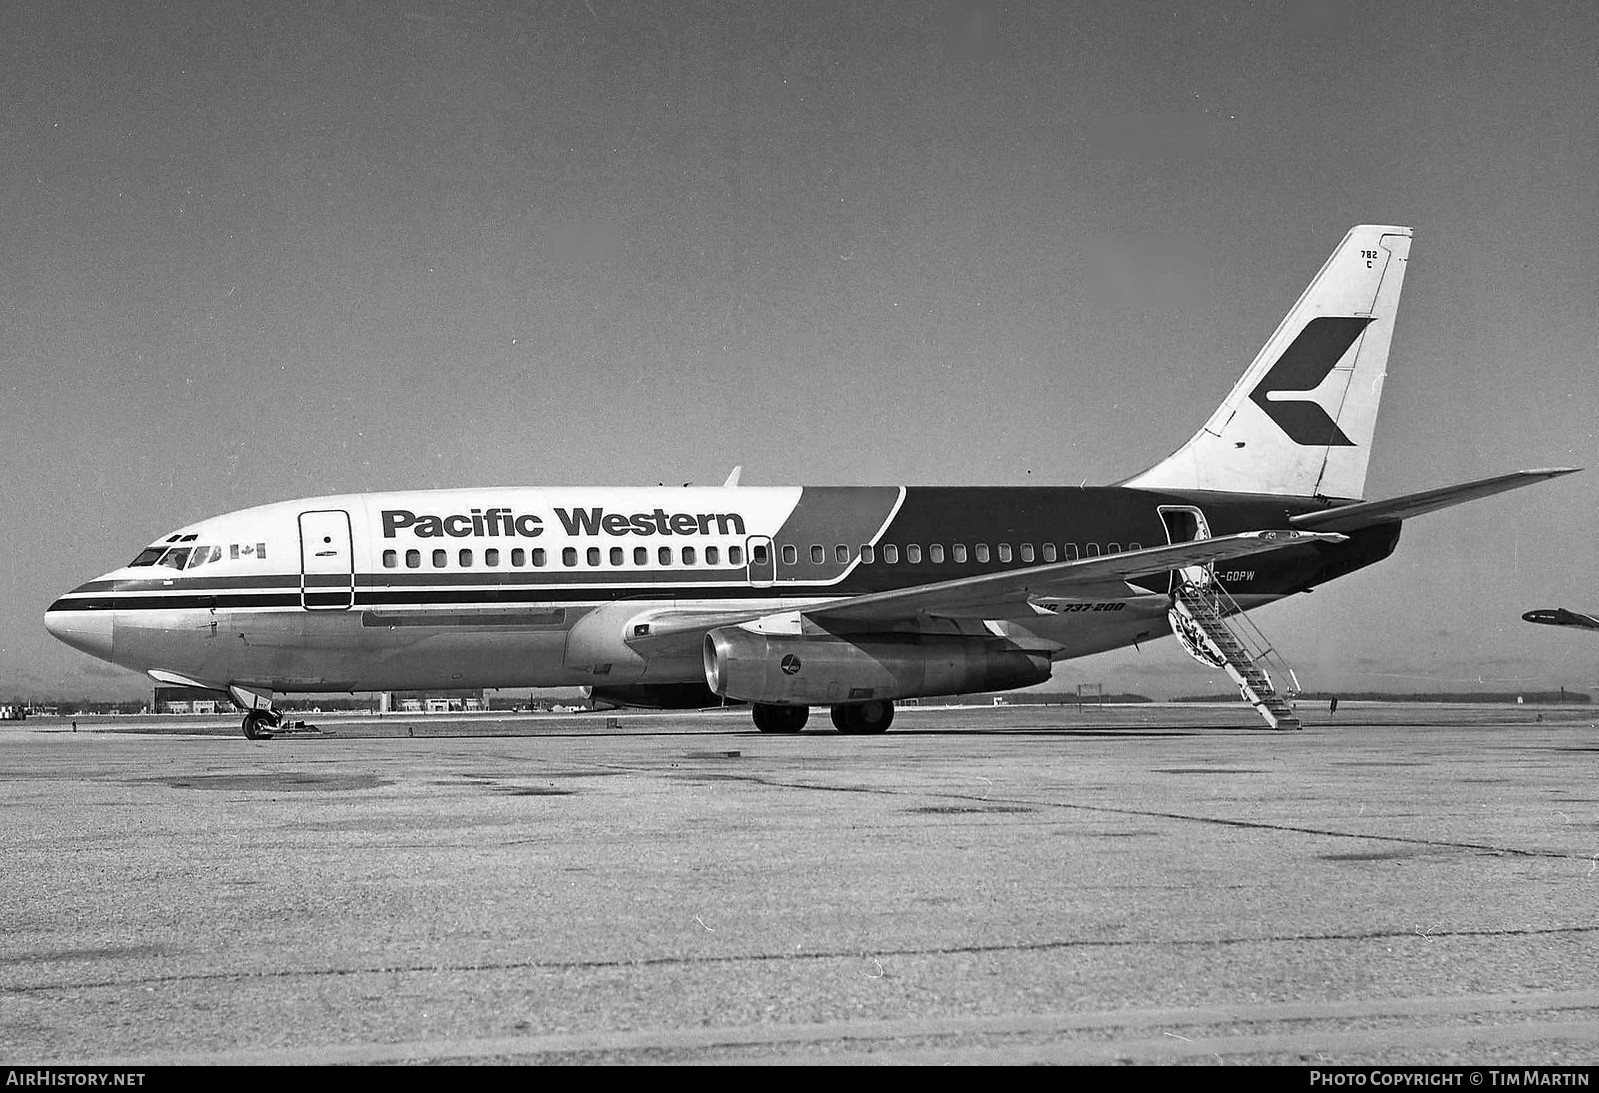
[
  {"xmin": 1523, "ymin": 608, "xmax": 1599, "ymax": 632},
  {"xmin": 44, "ymin": 224, "xmax": 1579, "ymax": 739}
]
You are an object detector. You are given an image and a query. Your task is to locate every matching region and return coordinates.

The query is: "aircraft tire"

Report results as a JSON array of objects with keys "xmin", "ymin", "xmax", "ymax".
[
  {"xmin": 241, "ymin": 711, "xmax": 274, "ymax": 741},
  {"xmin": 752, "ymin": 704, "xmax": 808, "ymax": 733},
  {"xmin": 831, "ymin": 700, "xmax": 894, "ymax": 734}
]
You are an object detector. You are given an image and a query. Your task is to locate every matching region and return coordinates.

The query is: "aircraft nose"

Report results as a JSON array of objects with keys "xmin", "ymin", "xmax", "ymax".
[{"xmin": 44, "ymin": 603, "xmax": 115, "ymax": 662}]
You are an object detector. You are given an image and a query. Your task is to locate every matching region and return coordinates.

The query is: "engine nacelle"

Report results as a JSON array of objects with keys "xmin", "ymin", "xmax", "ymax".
[
  {"xmin": 584, "ymin": 682, "xmax": 741, "ymax": 710},
  {"xmin": 703, "ymin": 628, "xmax": 1051, "ymax": 706}
]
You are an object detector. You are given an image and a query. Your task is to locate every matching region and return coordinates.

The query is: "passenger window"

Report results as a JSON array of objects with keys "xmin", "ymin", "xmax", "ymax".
[
  {"xmin": 860, "ymin": 545, "xmax": 875, "ymax": 564},
  {"xmin": 586, "ymin": 547, "xmax": 600, "ymax": 566},
  {"xmin": 975, "ymin": 544, "xmax": 989, "ymax": 563},
  {"xmin": 782, "ymin": 545, "xmax": 797, "ymax": 565},
  {"xmin": 1107, "ymin": 543, "xmax": 1120, "ymax": 554},
  {"xmin": 1129, "ymin": 542, "xmax": 1142, "ymax": 552},
  {"xmin": 563, "ymin": 547, "xmax": 577, "ymax": 567},
  {"xmin": 610, "ymin": 546, "xmax": 624, "ymax": 566},
  {"xmin": 459, "ymin": 549, "xmax": 472, "ymax": 567},
  {"xmin": 998, "ymin": 543, "xmax": 1012, "ymax": 562},
  {"xmin": 383, "ymin": 550, "xmax": 397, "ymax": 568},
  {"xmin": 1087, "ymin": 543, "xmax": 1101, "ymax": 557},
  {"xmin": 751, "ymin": 544, "xmax": 767, "ymax": 565},
  {"xmin": 811, "ymin": 545, "xmax": 825, "ymax": 564},
  {"xmin": 836, "ymin": 545, "xmax": 848, "ymax": 564},
  {"xmin": 1042, "ymin": 544, "xmax": 1057, "ymax": 562},
  {"xmin": 406, "ymin": 549, "xmax": 420, "ymax": 568},
  {"xmin": 635, "ymin": 547, "xmax": 648, "ymax": 565},
  {"xmin": 883, "ymin": 545, "xmax": 899, "ymax": 564},
  {"xmin": 485, "ymin": 548, "xmax": 500, "ymax": 567},
  {"xmin": 532, "ymin": 548, "xmax": 546, "ymax": 567},
  {"xmin": 683, "ymin": 546, "xmax": 696, "ymax": 565},
  {"xmin": 729, "ymin": 545, "xmax": 744, "ymax": 566},
  {"xmin": 906, "ymin": 544, "xmax": 922, "ymax": 563},
  {"xmin": 432, "ymin": 549, "xmax": 447, "ymax": 568},
  {"xmin": 659, "ymin": 546, "xmax": 672, "ymax": 565},
  {"xmin": 952, "ymin": 544, "xmax": 967, "ymax": 563},
  {"xmin": 1020, "ymin": 544, "xmax": 1034, "ymax": 563},
  {"xmin": 1064, "ymin": 543, "xmax": 1078, "ymax": 561},
  {"xmin": 706, "ymin": 546, "xmax": 720, "ymax": 566},
  {"xmin": 511, "ymin": 548, "xmax": 526, "ymax": 566}
]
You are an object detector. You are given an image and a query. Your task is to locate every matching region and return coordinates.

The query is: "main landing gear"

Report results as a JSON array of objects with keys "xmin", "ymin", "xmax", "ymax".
[
  {"xmin": 752, "ymin": 704, "xmax": 809, "ymax": 733},
  {"xmin": 750, "ymin": 701, "xmax": 896, "ymax": 734},
  {"xmin": 831, "ymin": 700, "xmax": 894, "ymax": 735}
]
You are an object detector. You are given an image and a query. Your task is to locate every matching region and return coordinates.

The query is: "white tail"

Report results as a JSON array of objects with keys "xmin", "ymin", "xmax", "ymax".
[{"xmin": 1123, "ymin": 225, "xmax": 1412, "ymax": 499}]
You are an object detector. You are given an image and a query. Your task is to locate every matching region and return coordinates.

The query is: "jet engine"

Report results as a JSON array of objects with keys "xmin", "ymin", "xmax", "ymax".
[{"xmin": 703, "ymin": 627, "xmax": 1051, "ymax": 706}]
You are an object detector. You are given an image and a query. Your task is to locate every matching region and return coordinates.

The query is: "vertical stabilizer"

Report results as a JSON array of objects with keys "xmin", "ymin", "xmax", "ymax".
[{"xmin": 1123, "ymin": 225, "xmax": 1412, "ymax": 499}]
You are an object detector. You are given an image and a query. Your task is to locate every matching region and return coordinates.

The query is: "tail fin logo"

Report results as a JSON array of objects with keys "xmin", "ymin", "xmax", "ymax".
[{"xmin": 1248, "ymin": 316, "xmax": 1375, "ymax": 446}]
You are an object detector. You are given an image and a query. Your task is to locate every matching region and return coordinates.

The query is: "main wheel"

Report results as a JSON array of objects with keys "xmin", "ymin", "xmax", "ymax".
[
  {"xmin": 831, "ymin": 700, "xmax": 895, "ymax": 734},
  {"xmin": 752, "ymin": 704, "xmax": 809, "ymax": 733},
  {"xmin": 241, "ymin": 710, "xmax": 275, "ymax": 740}
]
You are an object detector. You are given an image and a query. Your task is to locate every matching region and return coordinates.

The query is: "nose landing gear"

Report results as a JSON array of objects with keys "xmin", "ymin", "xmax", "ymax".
[
  {"xmin": 230, "ymin": 683, "xmax": 288, "ymax": 742},
  {"xmin": 241, "ymin": 709, "xmax": 280, "ymax": 740}
]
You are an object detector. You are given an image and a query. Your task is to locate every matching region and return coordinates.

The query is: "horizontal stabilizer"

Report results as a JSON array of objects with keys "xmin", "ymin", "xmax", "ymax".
[{"xmin": 1290, "ymin": 468, "xmax": 1580, "ymax": 532}]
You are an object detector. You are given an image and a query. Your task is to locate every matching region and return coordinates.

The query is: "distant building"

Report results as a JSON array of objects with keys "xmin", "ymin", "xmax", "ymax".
[
  {"xmin": 153, "ymin": 686, "xmax": 233, "ymax": 714},
  {"xmin": 384, "ymin": 689, "xmax": 485, "ymax": 714}
]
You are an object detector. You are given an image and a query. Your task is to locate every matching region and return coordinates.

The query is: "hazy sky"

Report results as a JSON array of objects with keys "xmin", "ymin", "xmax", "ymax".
[{"xmin": 4, "ymin": 0, "xmax": 1596, "ymax": 702}]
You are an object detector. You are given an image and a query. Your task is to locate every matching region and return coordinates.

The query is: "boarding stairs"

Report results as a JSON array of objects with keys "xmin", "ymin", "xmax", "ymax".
[{"xmin": 1172, "ymin": 579, "xmax": 1302, "ymax": 730}]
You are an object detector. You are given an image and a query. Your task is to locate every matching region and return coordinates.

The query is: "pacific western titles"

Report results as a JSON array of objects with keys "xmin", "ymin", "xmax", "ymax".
[{"xmin": 381, "ymin": 507, "xmax": 748, "ymax": 539}]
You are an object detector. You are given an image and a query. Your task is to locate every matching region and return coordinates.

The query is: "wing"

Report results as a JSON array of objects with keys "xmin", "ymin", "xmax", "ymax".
[
  {"xmin": 1290, "ymin": 468, "xmax": 1579, "ymax": 532},
  {"xmin": 625, "ymin": 529, "xmax": 1344, "ymax": 657},
  {"xmin": 801, "ymin": 529, "xmax": 1343, "ymax": 624},
  {"xmin": 1522, "ymin": 608, "xmax": 1599, "ymax": 632}
]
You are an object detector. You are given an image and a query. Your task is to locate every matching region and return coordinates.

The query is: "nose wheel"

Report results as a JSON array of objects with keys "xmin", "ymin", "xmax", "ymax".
[{"xmin": 241, "ymin": 709, "xmax": 279, "ymax": 740}]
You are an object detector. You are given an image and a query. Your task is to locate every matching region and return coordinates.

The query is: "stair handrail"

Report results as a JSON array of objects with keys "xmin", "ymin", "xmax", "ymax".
[{"xmin": 1176, "ymin": 578, "xmax": 1302, "ymax": 698}]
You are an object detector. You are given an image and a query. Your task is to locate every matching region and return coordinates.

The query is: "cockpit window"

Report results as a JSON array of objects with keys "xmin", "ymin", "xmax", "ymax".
[
  {"xmin": 132, "ymin": 539, "xmax": 229, "ymax": 569},
  {"xmin": 186, "ymin": 545, "xmax": 221, "ymax": 569},
  {"xmin": 158, "ymin": 547, "xmax": 192, "ymax": 570}
]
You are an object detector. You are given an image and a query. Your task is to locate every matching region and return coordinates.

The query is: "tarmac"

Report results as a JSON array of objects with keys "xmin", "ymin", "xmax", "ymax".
[{"xmin": 3, "ymin": 701, "xmax": 1598, "ymax": 1066}]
